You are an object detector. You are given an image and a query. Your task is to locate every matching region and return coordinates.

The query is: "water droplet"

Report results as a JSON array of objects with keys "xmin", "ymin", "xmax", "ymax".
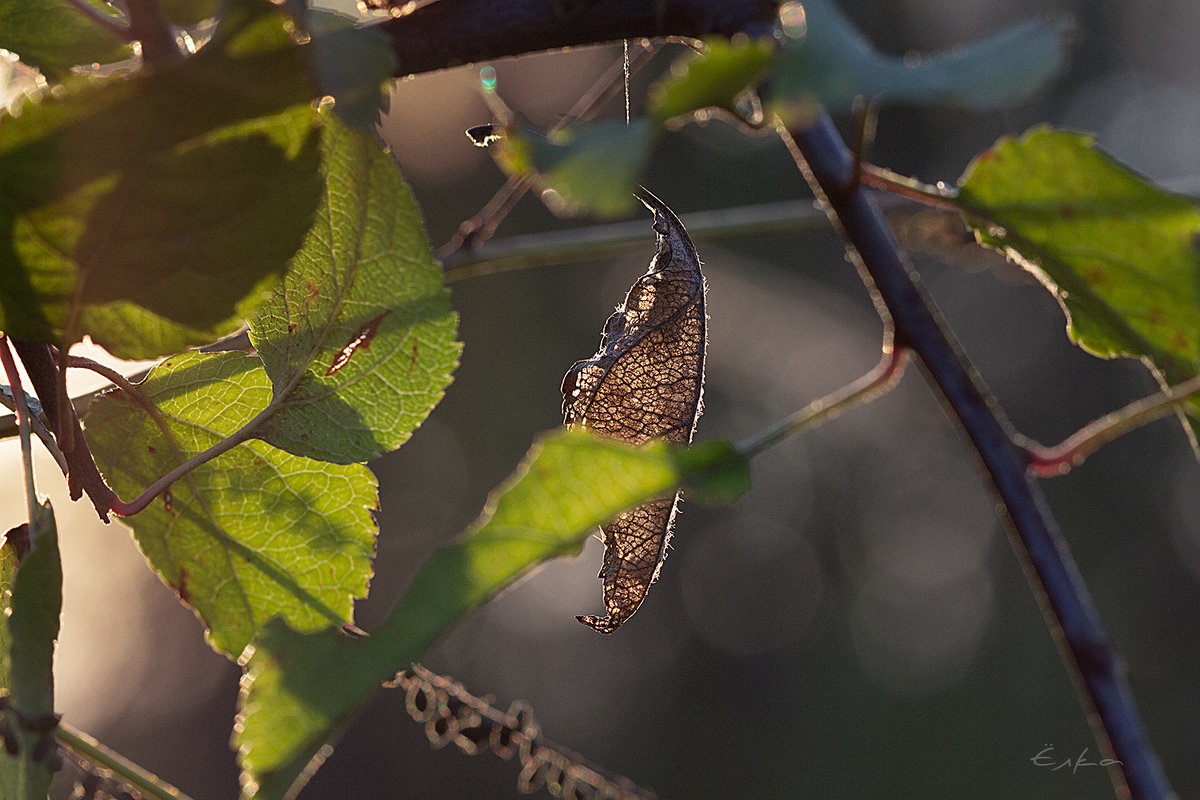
[{"xmin": 479, "ymin": 65, "xmax": 497, "ymax": 93}]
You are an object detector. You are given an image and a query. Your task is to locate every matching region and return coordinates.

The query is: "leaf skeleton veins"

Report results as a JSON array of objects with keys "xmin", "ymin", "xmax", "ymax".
[{"xmin": 562, "ymin": 188, "xmax": 707, "ymax": 633}]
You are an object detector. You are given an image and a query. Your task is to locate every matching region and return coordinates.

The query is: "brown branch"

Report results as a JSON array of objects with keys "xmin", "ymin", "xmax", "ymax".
[{"xmin": 380, "ymin": 0, "xmax": 777, "ymax": 77}]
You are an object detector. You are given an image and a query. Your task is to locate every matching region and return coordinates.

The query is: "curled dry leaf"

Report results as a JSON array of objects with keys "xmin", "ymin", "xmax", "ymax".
[{"xmin": 562, "ymin": 188, "xmax": 707, "ymax": 633}]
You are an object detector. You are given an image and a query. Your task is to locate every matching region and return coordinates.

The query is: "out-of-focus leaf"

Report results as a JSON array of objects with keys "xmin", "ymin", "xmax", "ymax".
[
  {"xmin": 299, "ymin": 9, "xmax": 396, "ymax": 127},
  {"xmin": 768, "ymin": 0, "xmax": 1070, "ymax": 121},
  {"xmin": 957, "ymin": 126, "xmax": 1200, "ymax": 443},
  {"xmin": 649, "ymin": 35, "xmax": 776, "ymax": 128},
  {"xmin": 0, "ymin": 502, "xmax": 61, "ymax": 800},
  {"xmin": 234, "ymin": 429, "xmax": 749, "ymax": 800},
  {"xmin": 0, "ymin": 0, "xmax": 323, "ymax": 359},
  {"xmin": 156, "ymin": 0, "xmax": 220, "ymax": 26},
  {"xmin": 0, "ymin": 0, "xmax": 131, "ymax": 80},
  {"xmin": 249, "ymin": 117, "xmax": 460, "ymax": 464},
  {"xmin": 493, "ymin": 120, "xmax": 653, "ymax": 218},
  {"xmin": 562, "ymin": 190, "xmax": 706, "ymax": 633},
  {"xmin": 677, "ymin": 440, "xmax": 751, "ymax": 504},
  {"xmin": 83, "ymin": 351, "xmax": 378, "ymax": 657}
]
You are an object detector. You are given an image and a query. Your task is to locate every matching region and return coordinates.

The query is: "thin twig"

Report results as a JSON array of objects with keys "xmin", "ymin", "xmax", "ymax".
[
  {"xmin": 1026, "ymin": 373, "xmax": 1200, "ymax": 477},
  {"xmin": 858, "ymin": 163, "xmax": 968, "ymax": 215},
  {"xmin": 57, "ymin": 721, "xmax": 196, "ymax": 800},
  {"xmin": 442, "ymin": 198, "xmax": 912, "ymax": 280},
  {"xmin": 782, "ymin": 112, "xmax": 1173, "ymax": 800},
  {"xmin": 0, "ymin": 387, "xmax": 68, "ymax": 478},
  {"xmin": 436, "ymin": 41, "xmax": 657, "ymax": 261},
  {"xmin": 109, "ymin": 417, "xmax": 255, "ymax": 517},
  {"xmin": 737, "ymin": 344, "xmax": 908, "ymax": 457},
  {"xmin": 0, "ymin": 337, "xmax": 39, "ymax": 529}
]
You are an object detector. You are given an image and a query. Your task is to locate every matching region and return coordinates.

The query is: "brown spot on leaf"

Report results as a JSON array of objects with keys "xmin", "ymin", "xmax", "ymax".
[
  {"xmin": 176, "ymin": 568, "xmax": 190, "ymax": 603},
  {"xmin": 326, "ymin": 311, "xmax": 391, "ymax": 376},
  {"xmin": 300, "ymin": 432, "xmax": 309, "ymax": 442},
  {"xmin": 1082, "ymin": 265, "xmax": 1108, "ymax": 287},
  {"xmin": 147, "ymin": 445, "xmax": 157, "ymax": 454},
  {"xmin": 565, "ymin": 188, "xmax": 706, "ymax": 634}
]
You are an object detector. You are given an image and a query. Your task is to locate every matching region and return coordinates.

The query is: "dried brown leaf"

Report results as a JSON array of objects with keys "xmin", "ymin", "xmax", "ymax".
[{"xmin": 562, "ymin": 188, "xmax": 707, "ymax": 633}]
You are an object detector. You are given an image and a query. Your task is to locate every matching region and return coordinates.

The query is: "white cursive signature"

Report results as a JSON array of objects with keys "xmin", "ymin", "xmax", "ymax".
[{"xmin": 1031, "ymin": 745, "xmax": 1123, "ymax": 774}]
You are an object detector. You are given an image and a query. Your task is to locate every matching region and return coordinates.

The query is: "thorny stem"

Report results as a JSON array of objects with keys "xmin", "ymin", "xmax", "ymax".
[
  {"xmin": 1026, "ymin": 373, "xmax": 1200, "ymax": 477},
  {"xmin": 736, "ymin": 345, "xmax": 908, "ymax": 458},
  {"xmin": 57, "ymin": 721, "xmax": 195, "ymax": 800},
  {"xmin": 0, "ymin": 337, "xmax": 39, "ymax": 531},
  {"xmin": 784, "ymin": 111, "xmax": 1173, "ymax": 800}
]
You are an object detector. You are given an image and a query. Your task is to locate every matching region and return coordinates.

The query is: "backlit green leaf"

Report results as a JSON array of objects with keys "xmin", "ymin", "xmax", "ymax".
[
  {"xmin": 957, "ymin": 126, "xmax": 1200, "ymax": 436},
  {"xmin": 649, "ymin": 36, "xmax": 776, "ymax": 128},
  {"xmin": 768, "ymin": 0, "xmax": 1069, "ymax": 121},
  {"xmin": 0, "ymin": 0, "xmax": 322, "ymax": 359},
  {"xmin": 493, "ymin": 120, "xmax": 653, "ymax": 218},
  {"xmin": 249, "ymin": 117, "xmax": 460, "ymax": 464},
  {"xmin": 234, "ymin": 429, "xmax": 749, "ymax": 800},
  {"xmin": 0, "ymin": 0, "xmax": 131, "ymax": 80},
  {"xmin": 83, "ymin": 351, "xmax": 378, "ymax": 657}
]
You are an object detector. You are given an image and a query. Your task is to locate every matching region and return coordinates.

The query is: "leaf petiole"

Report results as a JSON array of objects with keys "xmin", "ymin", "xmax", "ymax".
[
  {"xmin": 1025, "ymin": 373, "xmax": 1200, "ymax": 477},
  {"xmin": 858, "ymin": 163, "xmax": 969, "ymax": 215}
]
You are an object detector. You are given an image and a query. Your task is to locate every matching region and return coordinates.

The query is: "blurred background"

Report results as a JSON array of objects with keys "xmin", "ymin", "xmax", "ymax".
[{"xmin": 2, "ymin": 0, "xmax": 1199, "ymax": 797}]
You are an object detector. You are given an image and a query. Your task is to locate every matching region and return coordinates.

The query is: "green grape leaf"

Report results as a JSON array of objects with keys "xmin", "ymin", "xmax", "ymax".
[
  {"xmin": 234, "ymin": 429, "xmax": 749, "ymax": 800},
  {"xmin": 493, "ymin": 119, "xmax": 653, "ymax": 218},
  {"xmin": 649, "ymin": 35, "xmax": 776, "ymax": 128},
  {"xmin": 0, "ymin": 0, "xmax": 323, "ymax": 359},
  {"xmin": 768, "ymin": 0, "xmax": 1069, "ymax": 121},
  {"xmin": 83, "ymin": 351, "xmax": 378, "ymax": 657},
  {"xmin": 957, "ymin": 126, "xmax": 1200, "ymax": 438},
  {"xmin": 0, "ymin": 501, "xmax": 61, "ymax": 800},
  {"xmin": 249, "ymin": 117, "xmax": 460, "ymax": 464},
  {"xmin": 0, "ymin": 0, "xmax": 131, "ymax": 80}
]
